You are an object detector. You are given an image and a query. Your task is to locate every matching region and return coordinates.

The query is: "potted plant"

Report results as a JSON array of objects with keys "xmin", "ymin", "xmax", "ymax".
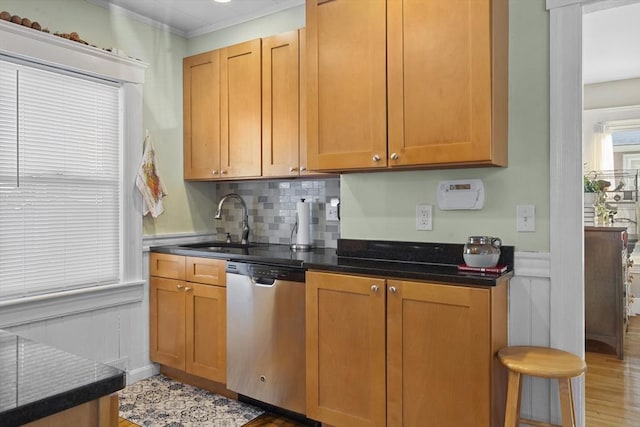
[{"xmin": 584, "ymin": 173, "xmax": 599, "ymax": 206}]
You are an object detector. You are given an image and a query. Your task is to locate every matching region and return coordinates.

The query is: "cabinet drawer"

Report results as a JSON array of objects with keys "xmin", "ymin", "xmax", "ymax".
[
  {"xmin": 150, "ymin": 253, "xmax": 186, "ymax": 280},
  {"xmin": 186, "ymin": 257, "xmax": 226, "ymax": 286}
]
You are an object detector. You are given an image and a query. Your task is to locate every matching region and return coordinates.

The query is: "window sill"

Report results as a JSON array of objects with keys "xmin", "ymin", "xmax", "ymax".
[{"xmin": 0, "ymin": 281, "xmax": 145, "ymax": 328}]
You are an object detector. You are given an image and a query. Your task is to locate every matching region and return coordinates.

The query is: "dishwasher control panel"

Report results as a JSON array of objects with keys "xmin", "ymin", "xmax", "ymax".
[{"xmin": 226, "ymin": 261, "xmax": 305, "ymax": 283}]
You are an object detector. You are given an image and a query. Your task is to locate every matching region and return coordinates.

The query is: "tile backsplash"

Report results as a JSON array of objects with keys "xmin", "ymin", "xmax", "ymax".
[{"xmin": 215, "ymin": 178, "xmax": 340, "ymax": 248}]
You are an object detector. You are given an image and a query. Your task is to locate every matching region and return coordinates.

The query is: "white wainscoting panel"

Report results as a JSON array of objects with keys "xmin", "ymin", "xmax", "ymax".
[{"xmin": 510, "ymin": 251, "xmax": 554, "ymax": 424}]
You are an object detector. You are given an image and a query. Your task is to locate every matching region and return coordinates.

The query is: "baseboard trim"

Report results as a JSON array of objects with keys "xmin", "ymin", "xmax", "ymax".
[{"xmin": 126, "ymin": 363, "xmax": 160, "ymax": 385}]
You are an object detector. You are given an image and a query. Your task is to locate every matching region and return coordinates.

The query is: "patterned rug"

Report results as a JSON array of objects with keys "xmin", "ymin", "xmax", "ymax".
[{"xmin": 118, "ymin": 375, "xmax": 264, "ymax": 427}]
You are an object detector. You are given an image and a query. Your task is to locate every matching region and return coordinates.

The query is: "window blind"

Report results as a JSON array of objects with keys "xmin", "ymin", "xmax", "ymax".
[{"xmin": 0, "ymin": 59, "xmax": 121, "ymax": 300}]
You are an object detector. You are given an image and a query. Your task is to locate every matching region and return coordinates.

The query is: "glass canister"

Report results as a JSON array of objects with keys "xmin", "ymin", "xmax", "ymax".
[{"xmin": 463, "ymin": 236, "xmax": 502, "ymax": 268}]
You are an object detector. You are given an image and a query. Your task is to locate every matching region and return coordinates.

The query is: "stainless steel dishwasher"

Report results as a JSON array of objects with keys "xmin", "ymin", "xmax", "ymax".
[{"xmin": 226, "ymin": 260, "xmax": 306, "ymax": 415}]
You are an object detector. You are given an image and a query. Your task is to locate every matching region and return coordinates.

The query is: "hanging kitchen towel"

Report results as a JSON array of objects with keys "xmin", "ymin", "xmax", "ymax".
[{"xmin": 136, "ymin": 132, "xmax": 168, "ymax": 218}]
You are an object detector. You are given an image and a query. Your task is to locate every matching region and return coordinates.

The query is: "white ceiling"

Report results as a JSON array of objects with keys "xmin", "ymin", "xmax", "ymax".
[
  {"xmin": 583, "ymin": 2, "xmax": 640, "ymax": 85},
  {"xmin": 86, "ymin": 0, "xmax": 304, "ymax": 39}
]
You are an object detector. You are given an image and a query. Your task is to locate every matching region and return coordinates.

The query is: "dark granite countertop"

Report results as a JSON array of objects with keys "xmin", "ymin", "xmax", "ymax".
[
  {"xmin": 152, "ymin": 238, "xmax": 513, "ymax": 286},
  {"xmin": 0, "ymin": 330, "xmax": 125, "ymax": 426}
]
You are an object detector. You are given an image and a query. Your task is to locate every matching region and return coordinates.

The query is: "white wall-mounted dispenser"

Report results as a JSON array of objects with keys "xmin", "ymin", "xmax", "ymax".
[{"xmin": 437, "ymin": 179, "xmax": 485, "ymax": 210}]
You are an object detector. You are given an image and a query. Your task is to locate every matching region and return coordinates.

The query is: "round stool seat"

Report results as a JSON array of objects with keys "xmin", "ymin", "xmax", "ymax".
[
  {"xmin": 497, "ymin": 346, "xmax": 586, "ymax": 427},
  {"xmin": 498, "ymin": 346, "xmax": 586, "ymax": 379}
]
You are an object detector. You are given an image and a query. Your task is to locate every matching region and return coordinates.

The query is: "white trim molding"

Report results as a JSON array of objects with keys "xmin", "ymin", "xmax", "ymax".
[
  {"xmin": 0, "ymin": 20, "xmax": 147, "ymax": 83},
  {"xmin": 0, "ymin": 281, "xmax": 144, "ymax": 329},
  {"xmin": 544, "ymin": 0, "xmax": 640, "ymax": 425},
  {"xmin": 143, "ymin": 232, "xmax": 218, "ymax": 251},
  {"xmin": 515, "ymin": 252, "xmax": 551, "ymax": 278}
]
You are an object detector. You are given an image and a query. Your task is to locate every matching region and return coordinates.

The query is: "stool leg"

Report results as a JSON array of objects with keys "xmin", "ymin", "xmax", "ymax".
[
  {"xmin": 504, "ymin": 370, "xmax": 522, "ymax": 427},
  {"xmin": 558, "ymin": 377, "xmax": 576, "ymax": 427}
]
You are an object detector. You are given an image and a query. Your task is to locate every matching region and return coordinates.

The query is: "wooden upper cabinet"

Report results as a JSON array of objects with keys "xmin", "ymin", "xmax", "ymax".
[
  {"xmin": 183, "ymin": 50, "xmax": 221, "ymax": 180},
  {"xmin": 262, "ymin": 30, "xmax": 301, "ymax": 178},
  {"xmin": 221, "ymin": 39, "xmax": 262, "ymax": 179},
  {"xmin": 306, "ymin": 0, "xmax": 507, "ymax": 172},
  {"xmin": 306, "ymin": 0, "xmax": 388, "ymax": 171},
  {"xmin": 387, "ymin": 0, "xmax": 508, "ymax": 167}
]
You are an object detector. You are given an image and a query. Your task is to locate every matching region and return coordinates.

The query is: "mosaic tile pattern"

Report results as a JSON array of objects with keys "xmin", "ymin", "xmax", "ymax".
[
  {"xmin": 215, "ymin": 178, "xmax": 340, "ymax": 248},
  {"xmin": 119, "ymin": 375, "xmax": 263, "ymax": 427}
]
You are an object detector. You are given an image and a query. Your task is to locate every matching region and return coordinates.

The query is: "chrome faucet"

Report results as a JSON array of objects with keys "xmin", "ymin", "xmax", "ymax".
[{"xmin": 214, "ymin": 193, "xmax": 250, "ymax": 245}]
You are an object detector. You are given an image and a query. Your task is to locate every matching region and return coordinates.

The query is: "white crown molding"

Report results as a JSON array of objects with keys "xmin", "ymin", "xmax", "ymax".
[
  {"xmin": 547, "ymin": 0, "xmax": 640, "ymax": 11},
  {"xmin": 0, "ymin": 19, "xmax": 147, "ymax": 83},
  {"xmin": 85, "ymin": 0, "xmax": 187, "ymax": 38},
  {"xmin": 185, "ymin": 1, "xmax": 305, "ymax": 39}
]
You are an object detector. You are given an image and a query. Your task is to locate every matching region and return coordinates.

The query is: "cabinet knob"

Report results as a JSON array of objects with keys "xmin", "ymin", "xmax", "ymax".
[
  {"xmin": 176, "ymin": 284, "xmax": 184, "ymax": 290},
  {"xmin": 212, "ymin": 170, "xmax": 218, "ymax": 175},
  {"xmin": 390, "ymin": 153, "xmax": 399, "ymax": 160},
  {"xmin": 389, "ymin": 286, "xmax": 397, "ymax": 294},
  {"xmin": 184, "ymin": 286, "xmax": 192, "ymax": 292},
  {"xmin": 371, "ymin": 285, "xmax": 379, "ymax": 293},
  {"xmin": 300, "ymin": 166, "xmax": 307, "ymax": 172},
  {"xmin": 289, "ymin": 167, "xmax": 298, "ymax": 172},
  {"xmin": 221, "ymin": 170, "xmax": 227, "ymax": 175},
  {"xmin": 372, "ymin": 154, "xmax": 381, "ymax": 162}
]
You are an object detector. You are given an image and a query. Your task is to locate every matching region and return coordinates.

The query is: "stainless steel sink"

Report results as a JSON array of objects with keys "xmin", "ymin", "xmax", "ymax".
[{"xmin": 177, "ymin": 242, "xmax": 258, "ymax": 251}]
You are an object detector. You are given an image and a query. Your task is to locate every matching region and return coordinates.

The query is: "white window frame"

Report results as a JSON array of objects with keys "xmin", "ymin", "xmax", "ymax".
[{"xmin": 0, "ymin": 20, "xmax": 147, "ymax": 327}]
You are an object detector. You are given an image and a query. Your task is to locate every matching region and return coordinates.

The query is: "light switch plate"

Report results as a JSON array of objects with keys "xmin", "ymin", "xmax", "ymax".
[
  {"xmin": 416, "ymin": 204, "xmax": 433, "ymax": 230},
  {"xmin": 516, "ymin": 205, "xmax": 535, "ymax": 232},
  {"xmin": 326, "ymin": 203, "xmax": 339, "ymax": 221}
]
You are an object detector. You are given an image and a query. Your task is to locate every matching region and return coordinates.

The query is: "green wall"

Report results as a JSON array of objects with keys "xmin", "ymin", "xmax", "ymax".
[
  {"xmin": 0, "ymin": 0, "xmax": 218, "ymax": 236},
  {"xmin": 1, "ymin": 0, "xmax": 551, "ymax": 251}
]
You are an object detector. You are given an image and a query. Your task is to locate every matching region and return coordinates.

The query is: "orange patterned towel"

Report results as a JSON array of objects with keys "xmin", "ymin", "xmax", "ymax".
[{"xmin": 136, "ymin": 133, "xmax": 167, "ymax": 218}]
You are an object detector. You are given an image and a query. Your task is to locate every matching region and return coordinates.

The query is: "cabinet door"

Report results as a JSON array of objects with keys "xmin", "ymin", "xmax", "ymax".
[
  {"xmin": 221, "ymin": 39, "xmax": 262, "ymax": 178},
  {"xmin": 262, "ymin": 30, "xmax": 300, "ymax": 178},
  {"xmin": 386, "ymin": 280, "xmax": 491, "ymax": 426},
  {"xmin": 306, "ymin": 0, "xmax": 387, "ymax": 171},
  {"xmin": 306, "ymin": 271, "xmax": 386, "ymax": 427},
  {"xmin": 150, "ymin": 277, "xmax": 186, "ymax": 370},
  {"xmin": 186, "ymin": 257, "xmax": 226, "ymax": 286},
  {"xmin": 387, "ymin": 0, "xmax": 508, "ymax": 167},
  {"xmin": 185, "ymin": 283, "xmax": 227, "ymax": 383},
  {"xmin": 183, "ymin": 50, "xmax": 221, "ymax": 180}
]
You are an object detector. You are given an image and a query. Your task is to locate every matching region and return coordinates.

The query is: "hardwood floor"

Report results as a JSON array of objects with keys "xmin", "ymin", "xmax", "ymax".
[
  {"xmin": 586, "ymin": 315, "xmax": 640, "ymax": 426},
  {"xmin": 118, "ymin": 418, "xmax": 138, "ymax": 427}
]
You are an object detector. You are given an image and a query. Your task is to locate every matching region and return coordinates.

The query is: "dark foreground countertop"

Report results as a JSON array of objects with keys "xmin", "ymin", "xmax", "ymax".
[
  {"xmin": 0, "ymin": 330, "xmax": 125, "ymax": 426},
  {"xmin": 152, "ymin": 238, "xmax": 514, "ymax": 286}
]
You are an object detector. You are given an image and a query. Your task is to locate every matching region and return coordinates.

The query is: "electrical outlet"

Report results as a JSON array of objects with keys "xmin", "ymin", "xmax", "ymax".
[
  {"xmin": 416, "ymin": 204, "xmax": 433, "ymax": 230},
  {"xmin": 326, "ymin": 203, "xmax": 339, "ymax": 221},
  {"xmin": 516, "ymin": 205, "xmax": 535, "ymax": 232}
]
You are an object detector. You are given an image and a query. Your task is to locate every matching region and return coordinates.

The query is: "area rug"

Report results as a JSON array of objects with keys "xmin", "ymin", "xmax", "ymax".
[{"xmin": 118, "ymin": 375, "xmax": 264, "ymax": 427}]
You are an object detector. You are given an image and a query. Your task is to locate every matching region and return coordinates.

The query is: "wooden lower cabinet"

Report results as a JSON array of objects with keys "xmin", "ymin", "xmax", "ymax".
[
  {"xmin": 150, "ymin": 253, "xmax": 227, "ymax": 384},
  {"xmin": 306, "ymin": 271, "xmax": 508, "ymax": 427}
]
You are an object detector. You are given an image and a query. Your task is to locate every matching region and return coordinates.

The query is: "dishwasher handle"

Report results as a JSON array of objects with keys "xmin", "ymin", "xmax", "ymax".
[{"xmin": 251, "ymin": 276, "xmax": 275, "ymax": 287}]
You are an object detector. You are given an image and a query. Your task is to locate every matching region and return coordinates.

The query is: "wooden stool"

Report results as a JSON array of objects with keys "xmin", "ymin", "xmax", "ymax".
[{"xmin": 497, "ymin": 346, "xmax": 587, "ymax": 427}]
